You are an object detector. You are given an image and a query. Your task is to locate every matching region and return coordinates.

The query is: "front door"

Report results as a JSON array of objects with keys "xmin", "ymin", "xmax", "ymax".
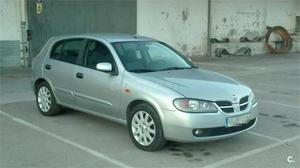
[{"xmin": 74, "ymin": 39, "xmax": 122, "ymax": 117}]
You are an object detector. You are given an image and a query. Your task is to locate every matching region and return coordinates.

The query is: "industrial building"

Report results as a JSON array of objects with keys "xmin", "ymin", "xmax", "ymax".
[{"xmin": 0, "ymin": 0, "xmax": 299, "ymax": 66}]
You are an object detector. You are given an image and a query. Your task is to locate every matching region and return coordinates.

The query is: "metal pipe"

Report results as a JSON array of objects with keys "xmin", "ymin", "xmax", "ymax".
[{"xmin": 207, "ymin": 0, "xmax": 212, "ymax": 57}]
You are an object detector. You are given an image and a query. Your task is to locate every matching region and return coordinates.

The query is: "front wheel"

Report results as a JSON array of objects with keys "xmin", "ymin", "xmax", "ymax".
[
  {"xmin": 128, "ymin": 103, "xmax": 166, "ymax": 151},
  {"xmin": 35, "ymin": 81, "xmax": 62, "ymax": 116}
]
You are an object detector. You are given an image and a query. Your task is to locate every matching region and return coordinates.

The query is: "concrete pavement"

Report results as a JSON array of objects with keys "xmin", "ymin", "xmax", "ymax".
[{"xmin": 0, "ymin": 53, "xmax": 299, "ymax": 168}]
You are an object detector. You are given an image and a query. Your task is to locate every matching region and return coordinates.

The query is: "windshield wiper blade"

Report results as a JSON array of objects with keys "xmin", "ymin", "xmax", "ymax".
[
  {"xmin": 130, "ymin": 69, "xmax": 157, "ymax": 73},
  {"xmin": 159, "ymin": 67, "xmax": 192, "ymax": 71}
]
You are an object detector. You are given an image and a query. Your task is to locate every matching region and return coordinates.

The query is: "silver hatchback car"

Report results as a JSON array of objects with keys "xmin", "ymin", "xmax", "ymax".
[{"xmin": 32, "ymin": 34, "xmax": 258, "ymax": 151}]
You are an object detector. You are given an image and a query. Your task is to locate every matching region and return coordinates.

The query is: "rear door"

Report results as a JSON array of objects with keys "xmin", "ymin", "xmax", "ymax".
[
  {"xmin": 74, "ymin": 39, "xmax": 123, "ymax": 117},
  {"xmin": 44, "ymin": 38, "xmax": 85, "ymax": 106}
]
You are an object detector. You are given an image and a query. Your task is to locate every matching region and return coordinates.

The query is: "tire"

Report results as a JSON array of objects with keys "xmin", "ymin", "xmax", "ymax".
[
  {"xmin": 128, "ymin": 103, "xmax": 166, "ymax": 151},
  {"xmin": 35, "ymin": 81, "xmax": 62, "ymax": 116}
]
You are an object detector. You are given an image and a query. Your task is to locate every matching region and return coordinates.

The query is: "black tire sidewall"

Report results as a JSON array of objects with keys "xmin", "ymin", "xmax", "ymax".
[
  {"xmin": 128, "ymin": 103, "xmax": 166, "ymax": 151},
  {"xmin": 35, "ymin": 82, "xmax": 61, "ymax": 116}
]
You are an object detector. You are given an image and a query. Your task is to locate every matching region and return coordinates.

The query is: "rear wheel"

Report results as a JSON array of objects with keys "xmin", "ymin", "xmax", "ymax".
[
  {"xmin": 35, "ymin": 81, "xmax": 62, "ymax": 116},
  {"xmin": 128, "ymin": 103, "xmax": 166, "ymax": 151}
]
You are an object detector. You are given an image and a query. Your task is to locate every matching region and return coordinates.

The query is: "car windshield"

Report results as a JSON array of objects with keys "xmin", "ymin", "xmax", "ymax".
[{"xmin": 112, "ymin": 41, "xmax": 196, "ymax": 73}]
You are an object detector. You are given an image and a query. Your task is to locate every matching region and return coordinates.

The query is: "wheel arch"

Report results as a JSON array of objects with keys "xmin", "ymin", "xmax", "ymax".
[
  {"xmin": 126, "ymin": 99, "xmax": 164, "ymax": 125},
  {"xmin": 34, "ymin": 78, "xmax": 47, "ymax": 91},
  {"xmin": 34, "ymin": 78, "xmax": 59, "ymax": 103}
]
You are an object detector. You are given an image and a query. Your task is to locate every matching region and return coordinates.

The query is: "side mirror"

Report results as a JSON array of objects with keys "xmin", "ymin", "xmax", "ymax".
[{"xmin": 96, "ymin": 62, "xmax": 112, "ymax": 72}]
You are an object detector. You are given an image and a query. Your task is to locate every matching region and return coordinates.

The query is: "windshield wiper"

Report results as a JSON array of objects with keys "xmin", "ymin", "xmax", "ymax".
[
  {"xmin": 130, "ymin": 69, "xmax": 157, "ymax": 73},
  {"xmin": 158, "ymin": 67, "xmax": 192, "ymax": 71}
]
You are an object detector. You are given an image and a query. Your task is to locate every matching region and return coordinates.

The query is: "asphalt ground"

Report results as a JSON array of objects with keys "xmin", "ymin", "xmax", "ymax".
[{"xmin": 0, "ymin": 53, "xmax": 299, "ymax": 168}]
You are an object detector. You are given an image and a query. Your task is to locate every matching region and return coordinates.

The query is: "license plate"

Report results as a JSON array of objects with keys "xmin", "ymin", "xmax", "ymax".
[{"xmin": 226, "ymin": 113, "xmax": 252, "ymax": 127}]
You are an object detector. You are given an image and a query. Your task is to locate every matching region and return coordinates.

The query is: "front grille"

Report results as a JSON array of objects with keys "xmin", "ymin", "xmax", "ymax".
[
  {"xmin": 215, "ymin": 101, "xmax": 231, "ymax": 106},
  {"xmin": 240, "ymin": 96, "xmax": 248, "ymax": 103},
  {"xmin": 239, "ymin": 96, "xmax": 249, "ymax": 111},
  {"xmin": 193, "ymin": 118, "xmax": 256, "ymax": 137},
  {"xmin": 215, "ymin": 101, "xmax": 234, "ymax": 113},
  {"xmin": 215, "ymin": 96, "xmax": 249, "ymax": 113}
]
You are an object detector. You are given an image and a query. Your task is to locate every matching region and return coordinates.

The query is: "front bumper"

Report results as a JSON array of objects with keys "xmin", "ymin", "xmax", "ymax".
[{"xmin": 161, "ymin": 104, "xmax": 258, "ymax": 142}]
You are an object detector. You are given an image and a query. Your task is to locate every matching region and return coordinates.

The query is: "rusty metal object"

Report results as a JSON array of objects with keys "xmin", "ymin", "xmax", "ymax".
[{"xmin": 265, "ymin": 26, "xmax": 292, "ymax": 54}]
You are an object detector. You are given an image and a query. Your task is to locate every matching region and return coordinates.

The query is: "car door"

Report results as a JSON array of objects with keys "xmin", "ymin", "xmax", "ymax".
[
  {"xmin": 44, "ymin": 38, "xmax": 85, "ymax": 106},
  {"xmin": 74, "ymin": 39, "xmax": 122, "ymax": 117}
]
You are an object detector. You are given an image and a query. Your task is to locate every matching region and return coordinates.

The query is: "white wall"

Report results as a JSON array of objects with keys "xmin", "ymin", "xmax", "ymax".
[
  {"xmin": 266, "ymin": 0, "xmax": 299, "ymax": 32},
  {"xmin": 210, "ymin": 0, "xmax": 299, "ymax": 55},
  {"xmin": 211, "ymin": 0, "xmax": 298, "ymax": 40},
  {"xmin": 298, "ymin": 0, "xmax": 300, "ymax": 16},
  {"xmin": 211, "ymin": 0, "xmax": 266, "ymax": 41},
  {"xmin": 0, "ymin": 0, "xmax": 21, "ymax": 41},
  {"xmin": 138, "ymin": 0, "xmax": 299, "ymax": 57},
  {"xmin": 137, "ymin": 0, "xmax": 208, "ymax": 57}
]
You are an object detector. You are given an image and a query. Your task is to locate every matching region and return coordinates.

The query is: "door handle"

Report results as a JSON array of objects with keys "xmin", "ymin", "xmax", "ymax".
[
  {"xmin": 45, "ymin": 64, "xmax": 51, "ymax": 70},
  {"xmin": 76, "ymin": 72, "xmax": 84, "ymax": 79}
]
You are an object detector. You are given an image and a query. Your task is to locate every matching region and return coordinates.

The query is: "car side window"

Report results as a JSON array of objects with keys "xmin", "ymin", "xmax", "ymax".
[
  {"xmin": 85, "ymin": 40, "xmax": 115, "ymax": 71},
  {"xmin": 50, "ymin": 41, "xmax": 64, "ymax": 59},
  {"xmin": 50, "ymin": 39, "xmax": 83, "ymax": 64}
]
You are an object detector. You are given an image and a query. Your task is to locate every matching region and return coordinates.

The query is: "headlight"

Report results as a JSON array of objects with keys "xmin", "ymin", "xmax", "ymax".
[
  {"xmin": 173, "ymin": 98, "xmax": 218, "ymax": 113},
  {"xmin": 250, "ymin": 92, "xmax": 257, "ymax": 106}
]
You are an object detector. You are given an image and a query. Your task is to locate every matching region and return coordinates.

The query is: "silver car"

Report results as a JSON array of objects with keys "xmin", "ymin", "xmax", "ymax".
[{"xmin": 32, "ymin": 34, "xmax": 258, "ymax": 151}]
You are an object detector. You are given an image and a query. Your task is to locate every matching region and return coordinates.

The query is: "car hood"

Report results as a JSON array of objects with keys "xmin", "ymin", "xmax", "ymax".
[{"xmin": 135, "ymin": 69, "xmax": 251, "ymax": 101}]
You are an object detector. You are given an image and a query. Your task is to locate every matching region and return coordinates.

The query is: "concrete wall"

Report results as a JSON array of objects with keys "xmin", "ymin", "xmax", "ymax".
[
  {"xmin": 138, "ymin": 0, "xmax": 299, "ymax": 57},
  {"xmin": 266, "ymin": 0, "xmax": 299, "ymax": 32},
  {"xmin": 211, "ymin": 0, "xmax": 266, "ymax": 41},
  {"xmin": 210, "ymin": 0, "xmax": 299, "ymax": 56},
  {"xmin": 0, "ymin": 0, "xmax": 22, "ymax": 67},
  {"xmin": 211, "ymin": 0, "xmax": 298, "ymax": 40},
  {"xmin": 0, "ymin": 0, "xmax": 21, "ymax": 41},
  {"xmin": 298, "ymin": 0, "xmax": 300, "ymax": 16},
  {"xmin": 137, "ymin": 0, "xmax": 208, "ymax": 57}
]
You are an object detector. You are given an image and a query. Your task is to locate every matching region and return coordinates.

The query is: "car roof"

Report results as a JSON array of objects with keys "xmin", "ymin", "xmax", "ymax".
[{"xmin": 52, "ymin": 33, "xmax": 157, "ymax": 43}]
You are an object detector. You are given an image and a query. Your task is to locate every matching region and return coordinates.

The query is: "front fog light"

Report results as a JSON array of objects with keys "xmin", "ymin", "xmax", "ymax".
[
  {"xmin": 173, "ymin": 98, "xmax": 218, "ymax": 113},
  {"xmin": 193, "ymin": 129, "xmax": 203, "ymax": 136}
]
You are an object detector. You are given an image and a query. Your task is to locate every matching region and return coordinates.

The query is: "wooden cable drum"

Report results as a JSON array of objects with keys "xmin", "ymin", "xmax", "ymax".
[{"xmin": 265, "ymin": 26, "xmax": 293, "ymax": 54}]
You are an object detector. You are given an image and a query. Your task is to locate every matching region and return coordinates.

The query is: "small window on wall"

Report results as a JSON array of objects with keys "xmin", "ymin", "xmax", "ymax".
[{"xmin": 296, "ymin": 16, "xmax": 300, "ymax": 32}]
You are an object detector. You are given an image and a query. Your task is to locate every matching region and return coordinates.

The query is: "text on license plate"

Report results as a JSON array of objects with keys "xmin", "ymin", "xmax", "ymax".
[{"xmin": 226, "ymin": 113, "xmax": 252, "ymax": 127}]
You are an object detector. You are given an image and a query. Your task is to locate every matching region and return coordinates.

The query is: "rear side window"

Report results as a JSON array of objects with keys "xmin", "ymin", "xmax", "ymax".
[
  {"xmin": 50, "ymin": 41, "xmax": 64, "ymax": 59},
  {"xmin": 50, "ymin": 39, "xmax": 83, "ymax": 64}
]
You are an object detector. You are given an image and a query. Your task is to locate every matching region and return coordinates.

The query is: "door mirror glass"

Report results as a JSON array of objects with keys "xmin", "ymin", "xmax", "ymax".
[{"xmin": 96, "ymin": 62, "xmax": 112, "ymax": 72}]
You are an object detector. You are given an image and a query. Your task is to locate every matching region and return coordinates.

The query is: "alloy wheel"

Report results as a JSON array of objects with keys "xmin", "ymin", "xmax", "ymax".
[
  {"xmin": 37, "ymin": 86, "xmax": 51, "ymax": 112},
  {"xmin": 131, "ymin": 111, "xmax": 156, "ymax": 146}
]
